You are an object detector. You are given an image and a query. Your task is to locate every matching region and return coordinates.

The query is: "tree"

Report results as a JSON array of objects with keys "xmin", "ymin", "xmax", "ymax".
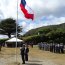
[
  {"xmin": 38, "ymin": 28, "xmax": 51, "ymax": 35},
  {"xmin": 0, "ymin": 18, "xmax": 22, "ymax": 38}
]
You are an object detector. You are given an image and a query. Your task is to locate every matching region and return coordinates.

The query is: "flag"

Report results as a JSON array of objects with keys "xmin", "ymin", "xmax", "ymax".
[{"xmin": 20, "ymin": 0, "xmax": 34, "ymax": 20}]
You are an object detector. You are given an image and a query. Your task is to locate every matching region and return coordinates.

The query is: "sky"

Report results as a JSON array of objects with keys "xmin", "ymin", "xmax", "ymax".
[{"xmin": 0, "ymin": 0, "xmax": 65, "ymax": 38}]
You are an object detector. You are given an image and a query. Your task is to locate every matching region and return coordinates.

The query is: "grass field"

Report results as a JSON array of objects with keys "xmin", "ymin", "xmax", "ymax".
[
  {"xmin": 0, "ymin": 45, "xmax": 65, "ymax": 65},
  {"xmin": 29, "ymin": 46, "xmax": 65, "ymax": 65}
]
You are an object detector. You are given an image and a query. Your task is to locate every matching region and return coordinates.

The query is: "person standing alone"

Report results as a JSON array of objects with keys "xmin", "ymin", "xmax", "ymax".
[
  {"xmin": 25, "ymin": 45, "xmax": 29, "ymax": 61},
  {"xmin": 20, "ymin": 44, "xmax": 25, "ymax": 64}
]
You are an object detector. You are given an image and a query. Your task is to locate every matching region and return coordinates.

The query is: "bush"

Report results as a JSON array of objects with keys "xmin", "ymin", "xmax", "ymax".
[
  {"xmin": 0, "ymin": 38, "xmax": 8, "ymax": 46},
  {"xmin": 23, "ymin": 34, "xmax": 48, "ymax": 44}
]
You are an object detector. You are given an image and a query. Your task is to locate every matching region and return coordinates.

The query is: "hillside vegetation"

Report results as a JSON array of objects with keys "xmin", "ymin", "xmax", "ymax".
[{"xmin": 23, "ymin": 23, "xmax": 65, "ymax": 44}]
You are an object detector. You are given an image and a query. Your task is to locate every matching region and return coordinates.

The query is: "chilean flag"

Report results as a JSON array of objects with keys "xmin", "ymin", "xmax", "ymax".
[{"xmin": 20, "ymin": 0, "xmax": 34, "ymax": 20}]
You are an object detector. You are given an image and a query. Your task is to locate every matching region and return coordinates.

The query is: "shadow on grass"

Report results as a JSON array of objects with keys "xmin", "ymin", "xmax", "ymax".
[
  {"xmin": 28, "ymin": 60, "xmax": 42, "ymax": 62},
  {"xmin": 25, "ymin": 60, "xmax": 42, "ymax": 65},
  {"xmin": 25, "ymin": 63, "xmax": 42, "ymax": 65}
]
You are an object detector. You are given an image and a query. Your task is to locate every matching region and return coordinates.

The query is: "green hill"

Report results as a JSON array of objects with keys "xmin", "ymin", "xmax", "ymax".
[{"xmin": 24, "ymin": 23, "xmax": 65, "ymax": 37}]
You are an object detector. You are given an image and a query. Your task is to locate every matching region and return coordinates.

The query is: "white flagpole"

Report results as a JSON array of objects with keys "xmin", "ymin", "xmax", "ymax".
[{"xmin": 16, "ymin": 0, "xmax": 18, "ymax": 62}]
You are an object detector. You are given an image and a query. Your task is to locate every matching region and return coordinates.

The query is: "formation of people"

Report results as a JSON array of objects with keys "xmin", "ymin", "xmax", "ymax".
[
  {"xmin": 38, "ymin": 42, "xmax": 64, "ymax": 53},
  {"xmin": 20, "ymin": 42, "xmax": 64, "ymax": 64},
  {"xmin": 20, "ymin": 44, "xmax": 29, "ymax": 64}
]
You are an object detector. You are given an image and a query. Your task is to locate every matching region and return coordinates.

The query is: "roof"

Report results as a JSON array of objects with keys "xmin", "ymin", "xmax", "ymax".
[{"xmin": 6, "ymin": 37, "xmax": 23, "ymax": 42}]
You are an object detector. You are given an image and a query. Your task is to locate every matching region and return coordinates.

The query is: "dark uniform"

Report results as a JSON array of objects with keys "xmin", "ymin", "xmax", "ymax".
[
  {"xmin": 38, "ymin": 43, "xmax": 42, "ymax": 50},
  {"xmin": 56, "ymin": 44, "xmax": 60, "ymax": 53},
  {"xmin": 50, "ymin": 43, "xmax": 53, "ymax": 52},
  {"xmin": 20, "ymin": 46, "xmax": 25, "ymax": 64},
  {"xmin": 53, "ymin": 44, "xmax": 55, "ymax": 53},
  {"xmin": 25, "ymin": 46, "xmax": 29, "ymax": 61},
  {"xmin": 60, "ymin": 43, "xmax": 64, "ymax": 53}
]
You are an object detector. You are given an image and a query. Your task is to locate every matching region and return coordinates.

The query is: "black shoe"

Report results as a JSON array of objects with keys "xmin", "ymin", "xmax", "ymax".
[{"xmin": 22, "ymin": 63, "xmax": 25, "ymax": 64}]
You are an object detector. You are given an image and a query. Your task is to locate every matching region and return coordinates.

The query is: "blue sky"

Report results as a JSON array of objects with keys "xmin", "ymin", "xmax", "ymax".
[{"xmin": 0, "ymin": 0, "xmax": 65, "ymax": 38}]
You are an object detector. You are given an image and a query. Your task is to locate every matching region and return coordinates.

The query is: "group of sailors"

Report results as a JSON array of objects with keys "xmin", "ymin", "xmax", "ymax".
[{"xmin": 38, "ymin": 42, "xmax": 64, "ymax": 53}]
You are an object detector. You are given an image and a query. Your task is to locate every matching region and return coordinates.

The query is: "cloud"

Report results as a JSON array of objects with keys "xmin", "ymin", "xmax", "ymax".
[
  {"xmin": 0, "ymin": 0, "xmax": 65, "ymax": 19},
  {"xmin": 20, "ymin": 21, "xmax": 27, "ymax": 28},
  {"xmin": 0, "ymin": 34, "xmax": 8, "ymax": 39},
  {"xmin": 21, "ymin": 16, "xmax": 65, "ymax": 33},
  {"xmin": 25, "ymin": 0, "xmax": 65, "ymax": 19},
  {"xmin": 0, "ymin": 0, "xmax": 65, "ymax": 35}
]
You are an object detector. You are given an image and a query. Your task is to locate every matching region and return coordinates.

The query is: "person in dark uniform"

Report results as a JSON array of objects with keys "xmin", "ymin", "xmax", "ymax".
[
  {"xmin": 57, "ymin": 44, "xmax": 60, "ymax": 53},
  {"xmin": 60, "ymin": 43, "xmax": 64, "ymax": 53},
  {"xmin": 50, "ymin": 43, "xmax": 53, "ymax": 52},
  {"xmin": 25, "ymin": 45, "xmax": 29, "ymax": 61},
  {"xmin": 38, "ymin": 43, "xmax": 42, "ymax": 50},
  {"xmin": 20, "ymin": 44, "xmax": 25, "ymax": 64},
  {"xmin": 55, "ymin": 44, "xmax": 58, "ymax": 53},
  {"xmin": 56, "ymin": 44, "xmax": 60, "ymax": 53},
  {"xmin": 53, "ymin": 43, "xmax": 55, "ymax": 53}
]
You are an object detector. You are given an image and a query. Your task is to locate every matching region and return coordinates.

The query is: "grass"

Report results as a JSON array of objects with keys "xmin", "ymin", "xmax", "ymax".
[
  {"xmin": 0, "ymin": 45, "xmax": 65, "ymax": 65},
  {"xmin": 7, "ymin": 62, "xmax": 20, "ymax": 65},
  {"xmin": 29, "ymin": 45, "xmax": 65, "ymax": 65}
]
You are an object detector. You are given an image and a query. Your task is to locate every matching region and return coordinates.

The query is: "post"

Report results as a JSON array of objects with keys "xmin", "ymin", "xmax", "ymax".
[{"xmin": 16, "ymin": 0, "xmax": 18, "ymax": 62}]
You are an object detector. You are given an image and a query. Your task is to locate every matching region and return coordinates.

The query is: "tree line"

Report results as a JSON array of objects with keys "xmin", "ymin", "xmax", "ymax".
[
  {"xmin": 23, "ymin": 23, "xmax": 65, "ymax": 44},
  {"xmin": 0, "ymin": 18, "xmax": 65, "ymax": 45}
]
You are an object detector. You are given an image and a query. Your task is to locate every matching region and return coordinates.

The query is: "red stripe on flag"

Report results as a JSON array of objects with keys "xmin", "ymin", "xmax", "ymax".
[{"xmin": 20, "ymin": 4, "xmax": 34, "ymax": 20}]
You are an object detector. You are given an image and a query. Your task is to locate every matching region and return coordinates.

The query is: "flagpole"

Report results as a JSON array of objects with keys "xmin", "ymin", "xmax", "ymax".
[{"xmin": 16, "ymin": 0, "xmax": 18, "ymax": 62}]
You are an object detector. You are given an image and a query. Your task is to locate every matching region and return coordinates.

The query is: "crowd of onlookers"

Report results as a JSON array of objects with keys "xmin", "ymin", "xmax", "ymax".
[{"xmin": 38, "ymin": 42, "xmax": 65, "ymax": 53}]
